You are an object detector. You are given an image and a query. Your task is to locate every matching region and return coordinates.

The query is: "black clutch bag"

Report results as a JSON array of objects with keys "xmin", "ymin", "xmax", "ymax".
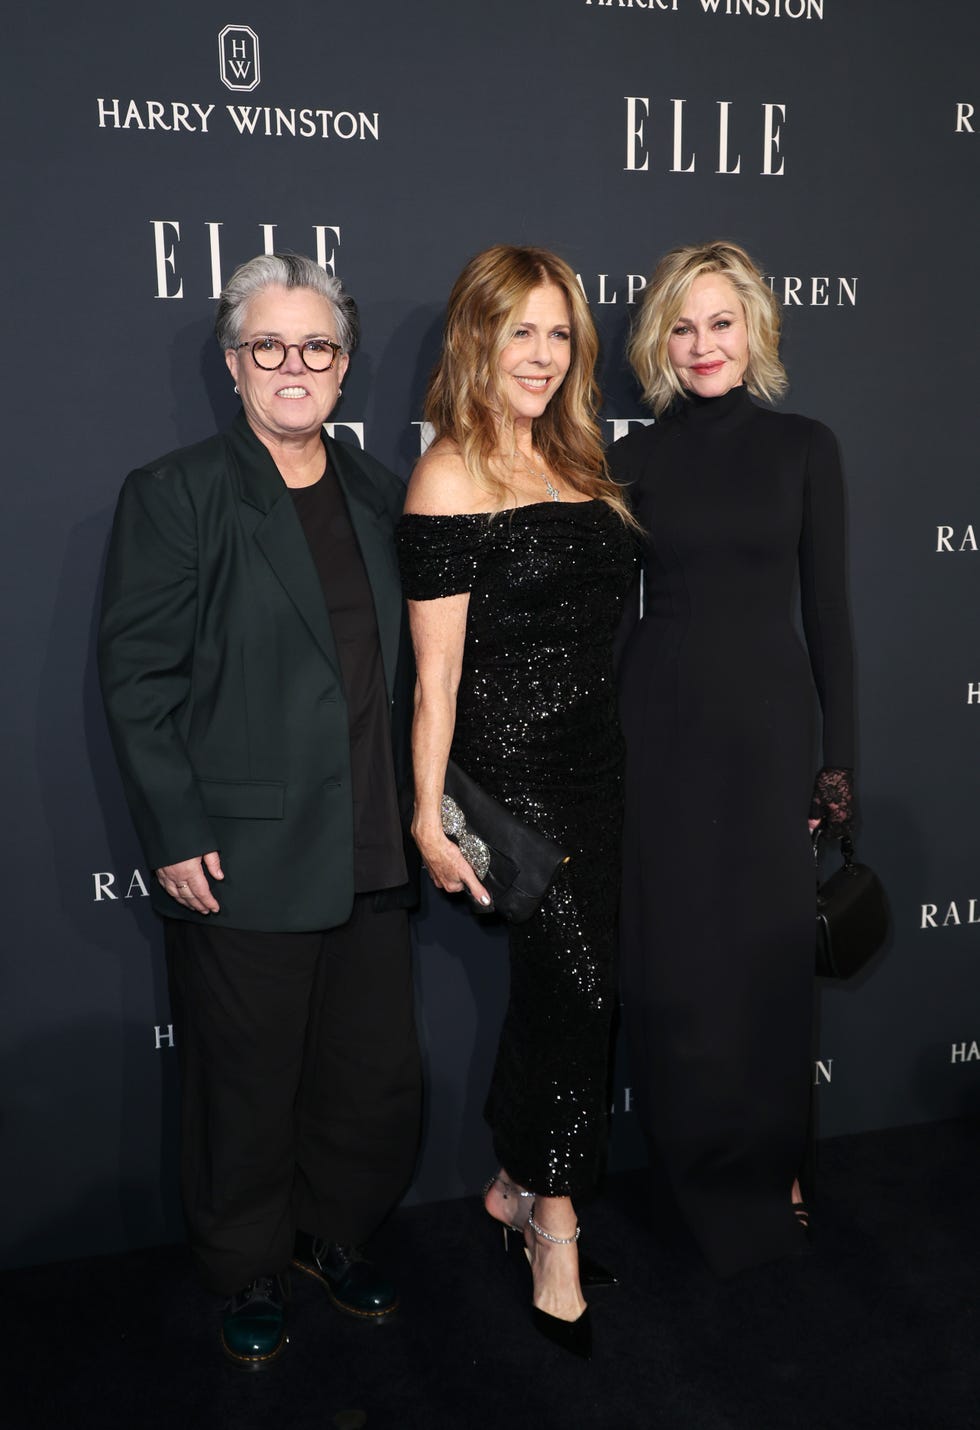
[
  {"xmin": 814, "ymin": 833, "xmax": 889, "ymax": 979},
  {"xmin": 440, "ymin": 760, "xmax": 569, "ymax": 924}
]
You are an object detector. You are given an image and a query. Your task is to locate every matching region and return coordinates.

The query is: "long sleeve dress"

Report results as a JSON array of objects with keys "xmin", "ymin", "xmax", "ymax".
[
  {"xmin": 611, "ymin": 385, "xmax": 855, "ymax": 1275},
  {"xmin": 397, "ymin": 500, "xmax": 636, "ymax": 1196}
]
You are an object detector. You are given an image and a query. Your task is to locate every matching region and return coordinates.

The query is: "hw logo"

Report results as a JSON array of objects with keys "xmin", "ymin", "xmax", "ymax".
[{"xmin": 218, "ymin": 25, "xmax": 261, "ymax": 92}]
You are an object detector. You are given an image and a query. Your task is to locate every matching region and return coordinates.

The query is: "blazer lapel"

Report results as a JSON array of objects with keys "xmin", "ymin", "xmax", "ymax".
[
  {"xmin": 227, "ymin": 417, "xmax": 342, "ymax": 674},
  {"xmin": 328, "ymin": 438, "xmax": 403, "ymax": 698}
]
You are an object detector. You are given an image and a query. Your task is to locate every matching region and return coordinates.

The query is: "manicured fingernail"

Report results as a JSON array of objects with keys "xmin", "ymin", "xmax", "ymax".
[{"xmin": 480, "ymin": 895, "xmax": 491, "ymax": 906}]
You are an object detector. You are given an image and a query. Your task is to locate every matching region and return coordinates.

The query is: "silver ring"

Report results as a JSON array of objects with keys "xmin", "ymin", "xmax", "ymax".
[{"xmin": 178, "ymin": 881, "xmax": 189, "ymax": 889}]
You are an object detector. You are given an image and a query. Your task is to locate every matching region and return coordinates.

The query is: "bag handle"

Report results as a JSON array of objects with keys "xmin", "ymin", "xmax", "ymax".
[{"xmin": 812, "ymin": 830, "xmax": 855, "ymax": 868}]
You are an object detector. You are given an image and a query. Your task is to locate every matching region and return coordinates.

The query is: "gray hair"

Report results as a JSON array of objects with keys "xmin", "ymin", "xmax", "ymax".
[{"xmin": 214, "ymin": 252, "xmax": 360, "ymax": 354}]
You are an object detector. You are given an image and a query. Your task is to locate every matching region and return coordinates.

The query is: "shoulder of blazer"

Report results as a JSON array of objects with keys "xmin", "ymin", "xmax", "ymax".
[
  {"xmin": 131, "ymin": 430, "xmax": 229, "ymax": 487},
  {"xmin": 113, "ymin": 432, "xmax": 233, "ymax": 535},
  {"xmin": 325, "ymin": 435, "xmax": 406, "ymax": 523}
]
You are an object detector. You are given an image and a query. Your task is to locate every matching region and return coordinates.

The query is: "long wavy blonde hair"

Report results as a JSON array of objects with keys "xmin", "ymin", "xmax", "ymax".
[
  {"xmin": 628, "ymin": 240, "xmax": 788, "ymax": 417},
  {"xmin": 425, "ymin": 245, "xmax": 633, "ymax": 522}
]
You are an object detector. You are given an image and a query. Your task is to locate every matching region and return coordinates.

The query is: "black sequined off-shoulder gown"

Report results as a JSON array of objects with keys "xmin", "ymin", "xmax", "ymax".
[
  {"xmin": 397, "ymin": 500, "xmax": 636, "ymax": 1196},
  {"xmin": 611, "ymin": 385, "xmax": 855, "ymax": 1276}
]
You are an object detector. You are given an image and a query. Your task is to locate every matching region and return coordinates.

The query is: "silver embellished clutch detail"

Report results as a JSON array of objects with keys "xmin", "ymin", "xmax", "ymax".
[
  {"xmin": 441, "ymin": 794, "xmax": 491, "ymax": 880},
  {"xmin": 440, "ymin": 759, "xmax": 569, "ymax": 924}
]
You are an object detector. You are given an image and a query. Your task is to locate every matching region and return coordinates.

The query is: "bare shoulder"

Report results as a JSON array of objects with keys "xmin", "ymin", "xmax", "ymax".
[{"xmin": 404, "ymin": 439, "xmax": 486, "ymax": 515}]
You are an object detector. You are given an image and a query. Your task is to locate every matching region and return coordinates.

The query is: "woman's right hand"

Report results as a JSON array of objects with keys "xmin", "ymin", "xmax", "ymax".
[
  {"xmin": 155, "ymin": 850, "xmax": 224, "ymax": 914},
  {"xmin": 413, "ymin": 821, "xmax": 491, "ymax": 908}
]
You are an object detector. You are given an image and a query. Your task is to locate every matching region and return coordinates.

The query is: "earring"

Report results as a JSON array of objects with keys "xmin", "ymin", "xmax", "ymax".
[
  {"xmin": 234, "ymin": 385, "xmax": 239, "ymax": 395},
  {"xmin": 337, "ymin": 386, "xmax": 343, "ymax": 396}
]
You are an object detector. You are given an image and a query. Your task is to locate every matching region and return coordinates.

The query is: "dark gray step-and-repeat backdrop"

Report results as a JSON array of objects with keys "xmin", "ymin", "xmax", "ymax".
[{"xmin": 5, "ymin": 1, "xmax": 978, "ymax": 1270}]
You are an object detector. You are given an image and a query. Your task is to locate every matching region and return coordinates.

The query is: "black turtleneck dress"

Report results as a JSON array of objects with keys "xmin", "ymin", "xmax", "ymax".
[{"xmin": 611, "ymin": 385, "xmax": 854, "ymax": 1276}]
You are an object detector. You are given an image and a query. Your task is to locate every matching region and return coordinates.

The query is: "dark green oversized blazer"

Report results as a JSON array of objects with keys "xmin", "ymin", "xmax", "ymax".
[{"xmin": 99, "ymin": 413, "xmax": 416, "ymax": 932}]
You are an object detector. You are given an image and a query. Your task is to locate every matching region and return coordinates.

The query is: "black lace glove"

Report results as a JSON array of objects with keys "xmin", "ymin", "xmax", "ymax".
[{"xmin": 809, "ymin": 767, "xmax": 855, "ymax": 839}]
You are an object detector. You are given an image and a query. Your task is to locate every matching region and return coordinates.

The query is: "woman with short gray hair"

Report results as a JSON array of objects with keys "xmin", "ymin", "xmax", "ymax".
[
  {"xmin": 99, "ymin": 252, "xmax": 421, "ymax": 1369},
  {"xmin": 214, "ymin": 251, "xmax": 360, "ymax": 356}
]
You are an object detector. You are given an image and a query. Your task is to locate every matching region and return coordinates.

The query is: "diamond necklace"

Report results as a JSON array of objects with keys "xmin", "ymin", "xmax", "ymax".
[{"xmin": 512, "ymin": 445, "xmax": 561, "ymax": 502}]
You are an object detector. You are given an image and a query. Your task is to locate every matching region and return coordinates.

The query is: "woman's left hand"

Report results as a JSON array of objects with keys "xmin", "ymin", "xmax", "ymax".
[
  {"xmin": 809, "ymin": 767, "xmax": 855, "ymax": 839},
  {"xmin": 414, "ymin": 819, "xmax": 491, "ymax": 907}
]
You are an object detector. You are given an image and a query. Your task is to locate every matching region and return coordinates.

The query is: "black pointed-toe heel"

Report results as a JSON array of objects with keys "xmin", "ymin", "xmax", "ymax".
[
  {"xmin": 505, "ymin": 1228, "xmax": 616, "ymax": 1289},
  {"xmin": 490, "ymin": 1180, "xmax": 616, "ymax": 1289},
  {"xmin": 527, "ymin": 1213, "xmax": 593, "ymax": 1360},
  {"xmin": 531, "ymin": 1304, "xmax": 592, "ymax": 1360}
]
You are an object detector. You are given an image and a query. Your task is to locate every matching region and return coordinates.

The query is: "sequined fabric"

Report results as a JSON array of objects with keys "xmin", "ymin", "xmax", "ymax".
[{"xmin": 397, "ymin": 501, "xmax": 637, "ymax": 1197}]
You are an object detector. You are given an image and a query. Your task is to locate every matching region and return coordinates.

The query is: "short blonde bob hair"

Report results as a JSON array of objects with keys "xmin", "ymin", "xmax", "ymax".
[
  {"xmin": 628, "ymin": 240, "xmax": 787, "ymax": 417},
  {"xmin": 425, "ymin": 244, "xmax": 633, "ymax": 522}
]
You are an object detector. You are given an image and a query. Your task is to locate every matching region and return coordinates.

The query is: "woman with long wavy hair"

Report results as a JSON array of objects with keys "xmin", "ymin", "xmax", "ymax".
[{"xmin": 397, "ymin": 245, "xmax": 637, "ymax": 1357}]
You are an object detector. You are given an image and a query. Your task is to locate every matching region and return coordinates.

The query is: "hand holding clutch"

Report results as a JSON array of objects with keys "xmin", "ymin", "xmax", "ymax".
[
  {"xmin": 440, "ymin": 761, "xmax": 569, "ymax": 924},
  {"xmin": 412, "ymin": 811, "xmax": 491, "ymax": 906}
]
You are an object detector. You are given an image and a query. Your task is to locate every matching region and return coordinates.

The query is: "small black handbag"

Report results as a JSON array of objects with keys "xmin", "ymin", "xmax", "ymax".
[
  {"xmin": 814, "ymin": 833, "xmax": 889, "ymax": 979},
  {"xmin": 440, "ymin": 760, "xmax": 569, "ymax": 924}
]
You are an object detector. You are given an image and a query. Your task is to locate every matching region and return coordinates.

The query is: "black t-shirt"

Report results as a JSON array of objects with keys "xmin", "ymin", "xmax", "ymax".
[{"xmin": 291, "ymin": 465, "xmax": 407, "ymax": 894}]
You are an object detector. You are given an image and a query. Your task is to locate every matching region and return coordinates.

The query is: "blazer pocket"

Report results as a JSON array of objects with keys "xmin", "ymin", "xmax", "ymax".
[{"xmin": 197, "ymin": 778, "xmax": 285, "ymax": 819}]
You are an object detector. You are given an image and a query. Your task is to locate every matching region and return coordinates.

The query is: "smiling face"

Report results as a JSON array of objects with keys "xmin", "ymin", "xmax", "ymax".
[
  {"xmin": 496, "ymin": 282, "xmax": 572, "ymax": 427},
  {"xmin": 224, "ymin": 284, "xmax": 349, "ymax": 446},
  {"xmin": 667, "ymin": 273, "xmax": 749, "ymax": 399}
]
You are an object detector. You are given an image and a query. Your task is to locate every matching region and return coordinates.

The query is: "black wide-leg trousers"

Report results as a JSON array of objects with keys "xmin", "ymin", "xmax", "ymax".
[{"xmin": 164, "ymin": 897, "xmax": 422, "ymax": 1296}]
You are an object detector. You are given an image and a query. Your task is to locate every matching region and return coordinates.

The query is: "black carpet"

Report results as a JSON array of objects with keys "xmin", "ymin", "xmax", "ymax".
[{"xmin": 5, "ymin": 1119, "xmax": 977, "ymax": 1430}]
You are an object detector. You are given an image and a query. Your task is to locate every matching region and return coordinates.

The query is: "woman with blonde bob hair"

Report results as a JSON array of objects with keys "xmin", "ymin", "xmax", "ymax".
[
  {"xmin": 613, "ymin": 239, "xmax": 857, "ymax": 1277},
  {"xmin": 628, "ymin": 240, "xmax": 788, "ymax": 416},
  {"xmin": 397, "ymin": 245, "xmax": 637, "ymax": 1357}
]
